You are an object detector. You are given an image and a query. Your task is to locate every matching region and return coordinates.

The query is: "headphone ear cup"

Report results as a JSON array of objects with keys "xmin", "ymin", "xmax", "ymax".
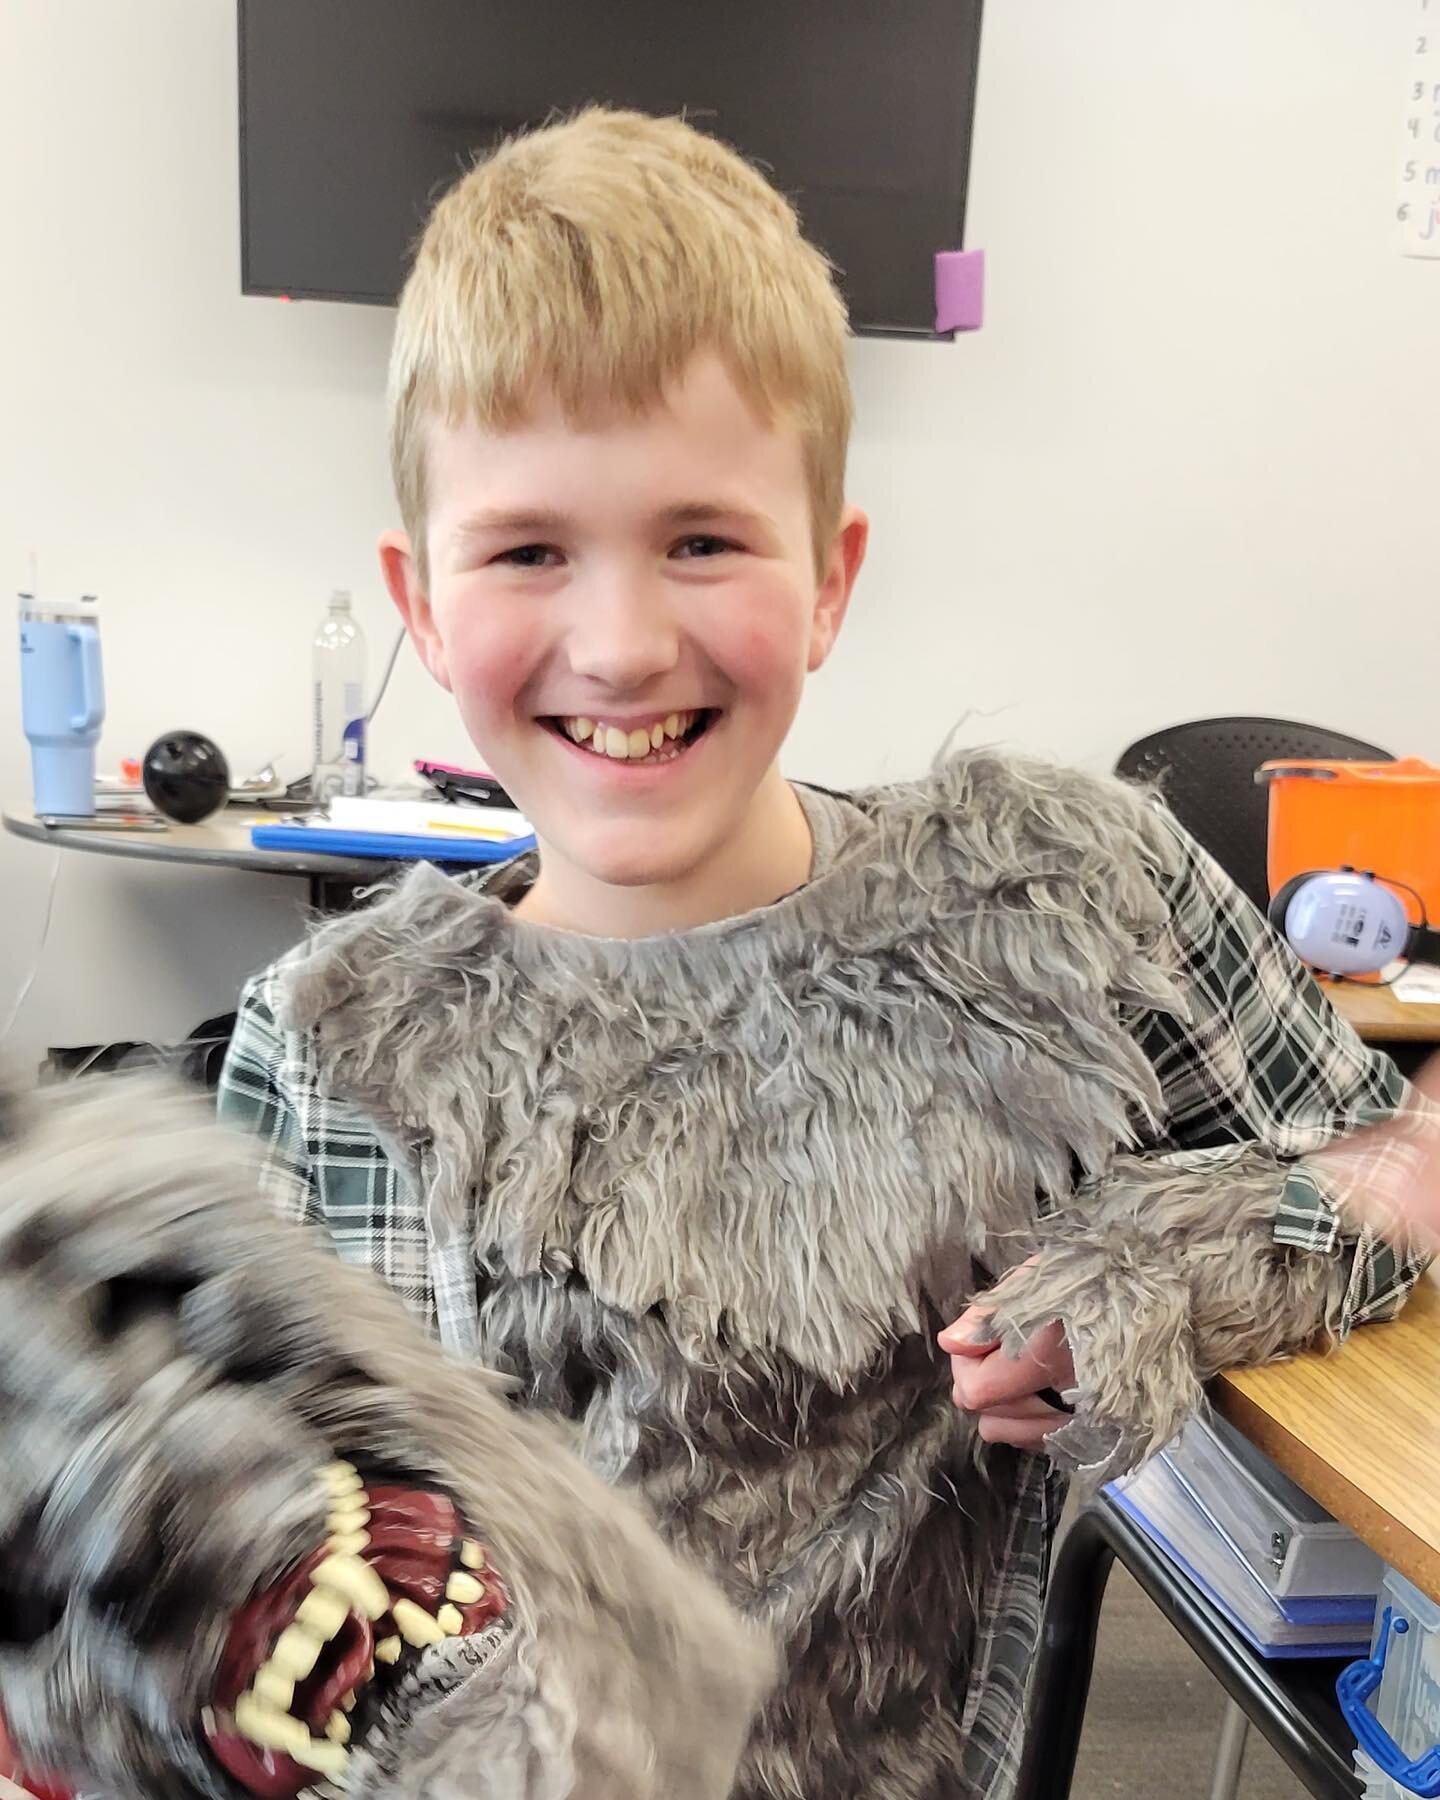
[
  {"xmin": 1273, "ymin": 868, "xmax": 1418, "ymax": 976},
  {"xmin": 1267, "ymin": 872, "xmax": 1316, "ymax": 936}
]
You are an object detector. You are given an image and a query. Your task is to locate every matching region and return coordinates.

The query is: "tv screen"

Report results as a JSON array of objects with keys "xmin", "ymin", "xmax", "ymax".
[{"xmin": 237, "ymin": 0, "xmax": 984, "ymax": 336}]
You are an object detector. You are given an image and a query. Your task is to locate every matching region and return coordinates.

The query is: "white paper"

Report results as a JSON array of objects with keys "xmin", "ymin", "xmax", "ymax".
[
  {"xmin": 1393, "ymin": 962, "xmax": 1440, "ymax": 1003},
  {"xmin": 1399, "ymin": 0, "xmax": 1440, "ymax": 255}
]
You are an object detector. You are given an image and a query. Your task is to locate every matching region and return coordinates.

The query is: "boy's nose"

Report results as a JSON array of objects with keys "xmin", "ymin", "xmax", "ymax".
[{"xmin": 565, "ymin": 574, "xmax": 681, "ymax": 691}]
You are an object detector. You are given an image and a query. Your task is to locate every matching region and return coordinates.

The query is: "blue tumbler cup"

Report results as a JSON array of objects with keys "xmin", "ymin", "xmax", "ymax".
[{"xmin": 18, "ymin": 595, "xmax": 105, "ymax": 817}]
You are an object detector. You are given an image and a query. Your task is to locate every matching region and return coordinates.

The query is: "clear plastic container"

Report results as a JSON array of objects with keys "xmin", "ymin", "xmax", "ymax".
[
  {"xmin": 1112, "ymin": 1452, "xmax": 1374, "ymax": 1656},
  {"xmin": 1342, "ymin": 1567, "xmax": 1440, "ymax": 1797},
  {"xmin": 1165, "ymin": 1412, "xmax": 1382, "ymax": 1600}
]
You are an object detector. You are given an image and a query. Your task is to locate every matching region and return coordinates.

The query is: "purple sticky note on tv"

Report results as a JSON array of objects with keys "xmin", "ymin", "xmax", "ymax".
[{"xmin": 934, "ymin": 248, "xmax": 985, "ymax": 334}]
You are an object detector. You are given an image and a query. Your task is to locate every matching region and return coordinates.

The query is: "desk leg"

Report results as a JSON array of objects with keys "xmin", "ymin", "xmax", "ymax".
[
  {"xmin": 1018, "ymin": 1498, "xmax": 1361, "ymax": 1800},
  {"xmin": 1208, "ymin": 1701, "xmax": 1249, "ymax": 1800},
  {"xmin": 1012, "ymin": 1505, "xmax": 1116, "ymax": 1800}
]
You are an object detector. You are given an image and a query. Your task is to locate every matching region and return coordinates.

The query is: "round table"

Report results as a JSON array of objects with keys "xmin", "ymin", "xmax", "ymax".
[{"xmin": 3, "ymin": 806, "xmax": 381, "ymax": 908}]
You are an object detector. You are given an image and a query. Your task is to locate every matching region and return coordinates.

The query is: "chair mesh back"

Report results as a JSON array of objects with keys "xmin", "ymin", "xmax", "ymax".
[{"xmin": 1114, "ymin": 717, "xmax": 1392, "ymax": 912}]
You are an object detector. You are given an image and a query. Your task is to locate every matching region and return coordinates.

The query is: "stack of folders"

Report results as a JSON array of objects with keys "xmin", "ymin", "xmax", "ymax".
[
  {"xmin": 1109, "ymin": 1410, "xmax": 1381, "ymax": 1658},
  {"xmin": 249, "ymin": 795, "xmax": 537, "ymax": 864}
]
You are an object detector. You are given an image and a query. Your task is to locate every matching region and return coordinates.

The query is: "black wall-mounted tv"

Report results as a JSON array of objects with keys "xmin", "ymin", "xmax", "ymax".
[{"xmin": 237, "ymin": 0, "xmax": 984, "ymax": 336}]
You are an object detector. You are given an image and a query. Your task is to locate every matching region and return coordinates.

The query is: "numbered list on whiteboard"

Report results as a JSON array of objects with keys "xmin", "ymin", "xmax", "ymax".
[{"xmin": 1401, "ymin": 0, "xmax": 1440, "ymax": 254}]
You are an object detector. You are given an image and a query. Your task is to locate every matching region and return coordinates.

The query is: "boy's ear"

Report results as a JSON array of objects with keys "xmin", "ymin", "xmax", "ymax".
[
  {"xmin": 807, "ymin": 506, "xmax": 868, "ymax": 674},
  {"xmin": 378, "ymin": 530, "xmax": 452, "ymax": 693}
]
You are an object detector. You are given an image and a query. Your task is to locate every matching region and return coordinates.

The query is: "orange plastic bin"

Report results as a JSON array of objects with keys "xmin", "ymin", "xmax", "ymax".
[{"xmin": 1260, "ymin": 756, "xmax": 1440, "ymax": 924}]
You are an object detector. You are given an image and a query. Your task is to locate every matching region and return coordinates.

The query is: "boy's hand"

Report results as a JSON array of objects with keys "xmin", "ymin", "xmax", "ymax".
[
  {"xmin": 1320, "ymin": 1049, "xmax": 1440, "ymax": 1253},
  {"xmin": 938, "ymin": 1260, "xmax": 1077, "ymax": 1450}
]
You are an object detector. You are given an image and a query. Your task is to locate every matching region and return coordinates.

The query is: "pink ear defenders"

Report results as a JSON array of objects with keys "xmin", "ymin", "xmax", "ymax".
[{"xmin": 1267, "ymin": 868, "xmax": 1438, "ymax": 980}]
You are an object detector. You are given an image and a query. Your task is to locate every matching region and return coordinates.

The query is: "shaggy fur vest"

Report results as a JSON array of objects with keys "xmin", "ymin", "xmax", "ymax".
[{"xmin": 276, "ymin": 750, "xmax": 1345, "ymax": 1800}]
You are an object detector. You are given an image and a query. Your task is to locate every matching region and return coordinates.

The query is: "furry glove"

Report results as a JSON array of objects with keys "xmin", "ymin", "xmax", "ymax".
[
  {"xmin": 0, "ymin": 1077, "xmax": 771, "ymax": 1800},
  {"xmin": 979, "ymin": 1147, "xmax": 1352, "ymax": 1481}
]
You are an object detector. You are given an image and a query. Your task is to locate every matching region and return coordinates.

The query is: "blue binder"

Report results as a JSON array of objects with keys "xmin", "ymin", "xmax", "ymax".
[{"xmin": 250, "ymin": 823, "xmax": 536, "ymax": 864}]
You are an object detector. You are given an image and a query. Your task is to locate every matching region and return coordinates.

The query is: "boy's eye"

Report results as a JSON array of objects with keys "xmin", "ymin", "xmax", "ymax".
[
  {"xmin": 672, "ymin": 535, "xmax": 736, "ymax": 560},
  {"xmin": 495, "ymin": 544, "xmax": 561, "ymax": 568}
]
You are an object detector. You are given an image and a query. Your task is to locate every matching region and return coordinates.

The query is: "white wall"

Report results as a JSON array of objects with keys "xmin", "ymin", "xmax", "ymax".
[{"xmin": 2, "ymin": 0, "xmax": 1437, "ymax": 1070}]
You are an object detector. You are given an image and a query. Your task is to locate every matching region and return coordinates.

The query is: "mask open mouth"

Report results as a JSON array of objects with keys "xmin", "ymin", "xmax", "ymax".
[{"xmin": 204, "ymin": 1462, "xmax": 506, "ymax": 1798}]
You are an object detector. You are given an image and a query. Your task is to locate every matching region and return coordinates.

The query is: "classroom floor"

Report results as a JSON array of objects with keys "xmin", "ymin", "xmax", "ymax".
[{"xmin": 1072, "ymin": 1565, "xmax": 1312, "ymax": 1799}]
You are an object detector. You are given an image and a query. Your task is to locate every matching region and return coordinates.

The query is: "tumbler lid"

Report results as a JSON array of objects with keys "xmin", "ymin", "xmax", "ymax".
[{"xmin": 17, "ymin": 593, "xmax": 99, "ymax": 622}]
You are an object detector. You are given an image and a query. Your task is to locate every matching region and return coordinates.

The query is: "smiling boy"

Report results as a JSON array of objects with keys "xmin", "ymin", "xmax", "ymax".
[
  {"xmin": 221, "ymin": 108, "xmax": 1424, "ymax": 1797},
  {"xmin": 382, "ymin": 351, "xmax": 866, "ymax": 936}
]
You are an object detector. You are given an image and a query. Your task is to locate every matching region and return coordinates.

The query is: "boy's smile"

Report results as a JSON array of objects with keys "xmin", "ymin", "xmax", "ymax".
[{"xmin": 381, "ymin": 353, "xmax": 867, "ymax": 936}]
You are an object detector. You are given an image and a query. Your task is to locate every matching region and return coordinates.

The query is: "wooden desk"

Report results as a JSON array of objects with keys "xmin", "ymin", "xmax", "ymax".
[
  {"xmin": 1323, "ymin": 979, "xmax": 1440, "ymax": 1046},
  {"xmin": 1026, "ymin": 1268, "xmax": 1440, "ymax": 1799},
  {"xmin": 1213, "ymin": 1274, "xmax": 1440, "ymax": 1601}
]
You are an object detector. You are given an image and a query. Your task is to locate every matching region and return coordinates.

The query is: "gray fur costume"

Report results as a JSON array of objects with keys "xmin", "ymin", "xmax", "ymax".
[
  {"xmin": 262, "ymin": 750, "xmax": 1358, "ymax": 1798},
  {"xmin": 0, "ymin": 752, "xmax": 1364, "ymax": 1800},
  {"xmin": 0, "ymin": 1078, "xmax": 770, "ymax": 1800}
]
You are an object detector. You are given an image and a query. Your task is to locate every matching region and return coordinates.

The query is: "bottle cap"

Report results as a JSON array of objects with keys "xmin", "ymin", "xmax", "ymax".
[{"xmin": 329, "ymin": 589, "xmax": 352, "ymax": 611}]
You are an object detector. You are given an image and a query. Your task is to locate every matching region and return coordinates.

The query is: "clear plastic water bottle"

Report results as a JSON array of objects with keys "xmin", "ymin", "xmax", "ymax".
[{"xmin": 311, "ymin": 589, "xmax": 367, "ymax": 801}]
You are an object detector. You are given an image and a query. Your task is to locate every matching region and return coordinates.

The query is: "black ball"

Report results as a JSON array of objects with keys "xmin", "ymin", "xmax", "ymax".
[{"xmin": 142, "ymin": 731, "xmax": 231, "ymax": 825}]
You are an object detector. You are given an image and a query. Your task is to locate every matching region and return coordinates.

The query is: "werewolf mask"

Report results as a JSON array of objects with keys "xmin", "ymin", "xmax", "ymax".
[{"xmin": 0, "ymin": 1077, "xmax": 770, "ymax": 1799}]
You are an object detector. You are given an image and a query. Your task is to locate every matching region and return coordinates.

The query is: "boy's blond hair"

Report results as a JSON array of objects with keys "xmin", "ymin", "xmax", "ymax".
[{"xmin": 388, "ymin": 107, "xmax": 852, "ymax": 584}]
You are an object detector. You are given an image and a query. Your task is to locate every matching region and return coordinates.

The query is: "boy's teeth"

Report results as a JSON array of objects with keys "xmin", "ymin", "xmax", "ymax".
[{"xmin": 562, "ymin": 711, "xmax": 700, "ymax": 758}]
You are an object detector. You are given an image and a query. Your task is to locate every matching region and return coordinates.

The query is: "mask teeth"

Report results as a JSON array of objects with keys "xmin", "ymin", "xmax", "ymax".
[{"xmin": 229, "ymin": 1464, "xmax": 496, "ymax": 1784}]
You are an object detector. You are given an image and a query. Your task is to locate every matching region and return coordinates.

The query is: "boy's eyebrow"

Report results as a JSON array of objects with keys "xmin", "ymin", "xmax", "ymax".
[
  {"xmin": 659, "ymin": 501, "xmax": 779, "ymax": 533},
  {"xmin": 451, "ymin": 507, "xmax": 570, "ymax": 541}
]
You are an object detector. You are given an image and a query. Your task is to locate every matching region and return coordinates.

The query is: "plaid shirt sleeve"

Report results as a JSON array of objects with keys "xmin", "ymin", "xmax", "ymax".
[
  {"xmin": 1128, "ymin": 808, "xmax": 1428, "ymax": 1327},
  {"xmin": 216, "ymin": 969, "xmax": 323, "ymax": 1229},
  {"xmin": 217, "ymin": 966, "xmax": 439, "ymax": 1327}
]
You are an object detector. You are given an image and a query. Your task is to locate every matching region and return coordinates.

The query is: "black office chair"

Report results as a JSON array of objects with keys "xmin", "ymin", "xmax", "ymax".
[{"xmin": 1115, "ymin": 717, "xmax": 1393, "ymax": 913}]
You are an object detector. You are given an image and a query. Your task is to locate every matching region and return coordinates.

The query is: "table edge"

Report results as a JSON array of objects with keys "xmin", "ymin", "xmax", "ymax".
[{"xmin": 3, "ymin": 808, "xmax": 379, "ymax": 878}]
